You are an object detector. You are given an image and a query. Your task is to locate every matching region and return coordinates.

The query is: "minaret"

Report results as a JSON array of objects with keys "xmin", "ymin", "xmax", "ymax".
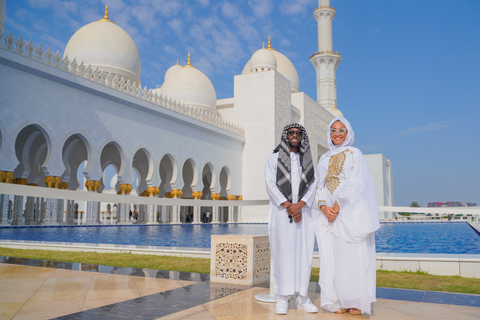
[{"xmin": 310, "ymin": 0, "xmax": 342, "ymax": 115}]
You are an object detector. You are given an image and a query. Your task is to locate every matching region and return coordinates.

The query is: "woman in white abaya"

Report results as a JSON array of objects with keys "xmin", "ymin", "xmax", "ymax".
[{"xmin": 314, "ymin": 117, "xmax": 380, "ymax": 315}]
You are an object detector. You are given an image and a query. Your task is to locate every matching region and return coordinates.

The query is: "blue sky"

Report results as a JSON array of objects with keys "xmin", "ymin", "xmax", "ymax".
[{"xmin": 4, "ymin": 0, "xmax": 480, "ymax": 206}]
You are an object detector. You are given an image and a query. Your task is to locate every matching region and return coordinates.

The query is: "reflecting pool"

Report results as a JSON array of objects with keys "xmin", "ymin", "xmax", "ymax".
[{"xmin": 0, "ymin": 222, "xmax": 479, "ymax": 254}]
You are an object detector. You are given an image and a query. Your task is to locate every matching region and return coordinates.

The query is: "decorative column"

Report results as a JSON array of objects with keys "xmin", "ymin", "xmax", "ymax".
[
  {"xmin": 211, "ymin": 193, "xmax": 220, "ymax": 223},
  {"xmin": 65, "ymin": 198, "xmax": 75, "ymax": 225},
  {"xmin": 0, "ymin": 171, "xmax": 14, "ymax": 225},
  {"xmin": 146, "ymin": 187, "xmax": 159, "ymax": 224},
  {"xmin": 24, "ymin": 183, "xmax": 38, "ymax": 225},
  {"xmin": 226, "ymin": 194, "xmax": 236, "ymax": 223},
  {"xmin": 163, "ymin": 192, "xmax": 173, "ymax": 223},
  {"xmin": 56, "ymin": 182, "xmax": 68, "ymax": 224},
  {"xmin": 138, "ymin": 190, "xmax": 148, "ymax": 223},
  {"xmin": 118, "ymin": 184, "xmax": 132, "ymax": 224},
  {"xmin": 170, "ymin": 189, "xmax": 183, "ymax": 224},
  {"xmin": 310, "ymin": 0, "xmax": 342, "ymax": 113},
  {"xmin": 42, "ymin": 176, "xmax": 60, "ymax": 225},
  {"xmin": 11, "ymin": 178, "xmax": 28, "ymax": 225},
  {"xmin": 192, "ymin": 191, "xmax": 203, "ymax": 224},
  {"xmin": 236, "ymin": 196, "xmax": 243, "ymax": 223},
  {"xmin": 85, "ymin": 180, "xmax": 100, "ymax": 225},
  {"xmin": 36, "ymin": 196, "xmax": 45, "ymax": 225}
]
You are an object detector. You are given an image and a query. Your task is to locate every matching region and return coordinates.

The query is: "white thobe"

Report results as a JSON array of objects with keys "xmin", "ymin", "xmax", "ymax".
[
  {"xmin": 265, "ymin": 152, "xmax": 316, "ymax": 296},
  {"xmin": 313, "ymin": 147, "xmax": 380, "ymax": 314}
]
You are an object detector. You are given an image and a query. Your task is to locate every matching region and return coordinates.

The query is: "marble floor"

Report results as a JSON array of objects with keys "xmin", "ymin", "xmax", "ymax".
[{"xmin": 1, "ymin": 257, "xmax": 480, "ymax": 320}]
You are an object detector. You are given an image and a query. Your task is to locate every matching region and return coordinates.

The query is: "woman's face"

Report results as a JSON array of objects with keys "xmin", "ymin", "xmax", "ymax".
[{"xmin": 330, "ymin": 121, "xmax": 348, "ymax": 145}]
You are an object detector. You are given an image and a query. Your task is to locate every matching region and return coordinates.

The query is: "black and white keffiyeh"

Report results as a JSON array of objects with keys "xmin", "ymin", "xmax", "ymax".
[{"xmin": 273, "ymin": 123, "xmax": 315, "ymax": 221}]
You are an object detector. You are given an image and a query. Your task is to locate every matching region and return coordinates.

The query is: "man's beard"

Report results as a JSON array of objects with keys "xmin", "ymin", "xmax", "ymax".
[{"xmin": 289, "ymin": 140, "xmax": 300, "ymax": 148}]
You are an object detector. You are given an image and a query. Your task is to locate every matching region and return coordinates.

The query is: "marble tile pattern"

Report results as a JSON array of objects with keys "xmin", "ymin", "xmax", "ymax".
[{"xmin": 1, "ymin": 256, "xmax": 480, "ymax": 319}]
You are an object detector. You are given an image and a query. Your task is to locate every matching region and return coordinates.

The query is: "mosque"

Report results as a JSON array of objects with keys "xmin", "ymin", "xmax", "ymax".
[{"xmin": 0, "ymin": 0, "xmax": 393, "ymax": 224}]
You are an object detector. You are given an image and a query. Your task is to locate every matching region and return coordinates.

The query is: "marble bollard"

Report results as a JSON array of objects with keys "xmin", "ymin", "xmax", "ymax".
[{"xmin": 210, "ymin": 235, "xmax": 270, "ymax": 286}]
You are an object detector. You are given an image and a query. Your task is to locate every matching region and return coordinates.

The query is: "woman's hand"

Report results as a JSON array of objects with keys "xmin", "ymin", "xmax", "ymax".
[{"xmin": 320, "ymin": 205, "xmax": 338, "ymax": 223}]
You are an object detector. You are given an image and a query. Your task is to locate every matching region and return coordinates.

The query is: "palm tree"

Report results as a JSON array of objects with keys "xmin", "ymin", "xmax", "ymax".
[{"xmin": 410, "ymin": 201, "xmax": 420, "ymax": 207}]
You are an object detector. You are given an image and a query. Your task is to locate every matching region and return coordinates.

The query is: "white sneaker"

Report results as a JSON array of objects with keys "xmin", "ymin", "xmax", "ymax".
[
  {"xmin": 275, "ymin": 295, "xmax": 290, "ymax": 315},
  {"xmin": 295, "ymin": 295, "xmax": 318, "ymax": 313}
]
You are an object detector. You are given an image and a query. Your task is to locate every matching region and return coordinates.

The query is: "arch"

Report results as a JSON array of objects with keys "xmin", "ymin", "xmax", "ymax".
[
  {"xmin": 201, "ymin": 162, "xmax": 215, "ymax": 200},
  {"xmin": 159, "ymin": 153, "xmax": 177, "ymax": 197},
  {"xmin": 62, "ymin": 133, "xmax": 91, "ymax": 190},
  {"xmin": 132, "ymin": 147, "xmax": 153, "ymax": 194},
  {"xmin": 14, "ymin": 124, "xmax": 51, "ymax": 186},
  {"xmin": 100, "ymin": 141, "xmax": 123, "ymax": 192},
  {"xmin": 181, "ymin": 158, "xmax": 198, "ymax": 199},
  {"xmin": 102, "ymin": 164, "xmax": 118, "ymax": 191},
  {"xmin": 219, "ymin": 166, "xmax": 231, "ymax": 198}
]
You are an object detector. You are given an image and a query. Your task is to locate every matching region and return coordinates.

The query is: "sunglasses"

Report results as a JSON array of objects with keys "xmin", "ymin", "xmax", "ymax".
[
  {"xmin": 330, "ymin": 128, "xmax": 347, "ymax": 135},
  {"xmin": 287, "ymin": 130, "xmax": 303, "ymax": 137}
]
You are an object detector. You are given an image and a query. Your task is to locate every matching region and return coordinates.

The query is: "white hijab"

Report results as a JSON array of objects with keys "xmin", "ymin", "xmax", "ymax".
[{"xmin": 324, "ymin": 117, "xmax": 355, "ymax": 158}]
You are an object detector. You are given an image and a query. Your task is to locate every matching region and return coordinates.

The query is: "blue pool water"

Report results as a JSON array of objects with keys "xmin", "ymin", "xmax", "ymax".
[{"xmin": 0, "ymin": 222, "xmax": 479, "ymax": 254}]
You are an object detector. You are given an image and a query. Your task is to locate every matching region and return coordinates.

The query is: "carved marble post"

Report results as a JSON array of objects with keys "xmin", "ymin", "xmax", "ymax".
[
  {"xmin": 65, "ymin": 199, "xmax": 75, "ymax": 225},
  {"xmin": 85, "ymin": 180, "xmax": 100, "ymax": 225},
  {"xmin": 118, "ymin": 184, "xmax": 132, "ymax": 224},
  {"xmin": 160, "ymin": 204, "xmax": 168, "ymax": 223},
  {"xmin": 192, "ymin": 191, "xmax": 203, "ymax": 224},
  {"xmin": 170, "ymin": 189, "xmax": 182, "ymax": 224},
  {"xmin": 56, "ymin": 182, "xmax": 68, "ymax": 224},
  {"xmin": 226, "ymin": 194, "xmax": 236, "ymax": 223},
  {"xmin": 11, "ymin": 178, "xmax": 28, "ymax": 225},
  {"xmin": 24, "ymin": 183, "xmax": 38, "ymax": 225},
  {"xmin": 211, "ymin": 193, "xmax": 220, "ymax": 223},
  {"xmin": 0, "ymin": 171, "xmax": 14, "ymax": 225},
  {"xmin": 42, "ymin": 176, "xmax": 60, "ymax": 225},
  {"xmin": 236, "ymin": 196, "xmax": 243, "ymax": 223},
  {"xmin": 146, "ymin": 187, "xmax": 159, "ymax": 224},
  {"xmin": 36, "ymin": 197, "xmax": 45, "ymax": 225}
]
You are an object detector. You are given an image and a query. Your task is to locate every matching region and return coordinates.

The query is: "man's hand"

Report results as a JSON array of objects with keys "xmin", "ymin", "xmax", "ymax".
[{"xmin": 282, "ymin": 201, "xmax": 305, "ymax": 223}]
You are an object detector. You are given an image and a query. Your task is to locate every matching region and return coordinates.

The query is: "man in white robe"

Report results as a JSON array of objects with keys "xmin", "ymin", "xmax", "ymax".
[{"xmin": 265, "ymin": 123, "xmax": 318, "ymax": 315}]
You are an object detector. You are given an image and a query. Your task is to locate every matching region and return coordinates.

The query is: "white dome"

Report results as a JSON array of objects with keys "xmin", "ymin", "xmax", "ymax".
[
  {"xmin": 0, "ymin": 0, "xmax": 6, "ymax": 34},
  {"xmin": 330, "ymin": 108, "xmax": 344, "ymax": 118},
  {"xmin": 164, "ymin": 61, "xmax": 182, "ymax": 82},
  {"xmin": 250, "ymin": 48, "xmax": 277, "ymax": 72},
  {"xmin": 242, "ymin": 39, "xmax": 299, "ymax": 92},
  {"xmin": 161, "ymin": 58, "xmax": 217, "ymax": 114},
  {"xmin": 63, "ymin": 7, "xmax": 141, "ymax": 84}
]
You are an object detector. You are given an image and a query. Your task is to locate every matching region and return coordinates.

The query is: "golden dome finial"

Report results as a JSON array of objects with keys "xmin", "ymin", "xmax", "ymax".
[
  {"xmin": 267, "ymin": 35, "xmax": 276, "ymax": 51},
  {"xmin": 104, "ymin": 4, "xmax": 109, "ymax": 20},
  {"xmin": 183, "ymin": 52, "xmax": 196, "ymax": 68},
  {"xmin": 176, "ymin": 59, "xmax": 179, "ymax": 65},
  {"xmin": 262, "ymin": 42, "xmax": 265, "ymax": 49},
  {"xmin": 98, "ymin": 4, "xmax": 115, "ymax": 23}
]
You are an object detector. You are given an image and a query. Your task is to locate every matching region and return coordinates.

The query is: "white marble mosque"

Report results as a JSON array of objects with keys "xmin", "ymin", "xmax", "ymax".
[{"xmin": 0, "ymin": 0, "xmax": 393, "ymax": 225}]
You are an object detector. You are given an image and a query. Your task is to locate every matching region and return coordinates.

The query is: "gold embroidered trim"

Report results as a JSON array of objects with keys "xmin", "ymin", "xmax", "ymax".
[{"xmin": 325, "ymin": 150, "xmax": 352, "ymax": 194}]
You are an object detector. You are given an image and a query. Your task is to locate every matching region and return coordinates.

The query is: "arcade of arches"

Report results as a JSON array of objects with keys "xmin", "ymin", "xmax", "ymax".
[{"xmin": 0, "ymin": 124, "xmax": 242, "ymax": 226}]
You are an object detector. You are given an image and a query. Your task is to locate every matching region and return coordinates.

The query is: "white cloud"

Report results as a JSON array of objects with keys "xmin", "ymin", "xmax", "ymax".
[
  {"xmin": 168, "ymin": 19, "xmax": 183, "ymax": 36},
  {"xmin": 279, "ymin": 0, "xmax": 311, "ymax": 16},
  {"xmin": 393, "ymin": 119, "xmax": 460, "ymax": 137},
  {"xmin": 247, "ymin": 0, "xmax": 273, "ymax": 20},
  {"xmin": 163, "ymin": 45, "xmax": 181, "ymax": 58},
  {"xmin": 40, "ymin": 33, "xmax": 67, "ymax": 52},
  {"xmin": 150, "ymin": 0, "xmax": 183, "ymax": 17},
  {"xmin": 130, "ymin": 5, "xmax": 159, "ymax": 34},
  {"xmin": 196, "ymin": 0, "xmax": 209, "ymax": 7},
  {"xmin": 221, "ymin": 2, "xmax": 237, "ymax": 20},
  {"xmin": 279, "ymin": 38, "xmax": 291, "ymax": 48}
]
